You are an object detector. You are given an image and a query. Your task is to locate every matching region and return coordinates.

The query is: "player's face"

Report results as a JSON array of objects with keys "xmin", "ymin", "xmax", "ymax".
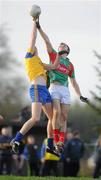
[{"xmin": 58, "ymin": 43, "xmax": 68, "ymax": 52}]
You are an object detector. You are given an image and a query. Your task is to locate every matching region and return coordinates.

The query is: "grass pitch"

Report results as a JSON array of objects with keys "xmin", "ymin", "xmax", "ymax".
[{"xmin": 0, "ymin": 176, "xmax": 95, "ymax": 180}]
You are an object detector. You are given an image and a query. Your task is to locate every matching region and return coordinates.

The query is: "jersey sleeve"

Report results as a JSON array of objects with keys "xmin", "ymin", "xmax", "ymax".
[
  {"xmin": 25, "ymin": 48, "xmax": 35, "ymax": 59},
  {"xmin": 48, "ymin": 48, "xmax": 57, "ymax": 64},
  {"xmin": 69, "ymin": 63, "xmax": 75, "ymax": 78}
]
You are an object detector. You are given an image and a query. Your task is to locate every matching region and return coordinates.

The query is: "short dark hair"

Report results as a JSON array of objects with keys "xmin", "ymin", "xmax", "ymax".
[
  {"xmin": 60, "ymin": 42, "xmax": 70, "ymax": 55},
  {"xmin": 73, "ymin": 130, "xmax": 80, "ymax": 136}
]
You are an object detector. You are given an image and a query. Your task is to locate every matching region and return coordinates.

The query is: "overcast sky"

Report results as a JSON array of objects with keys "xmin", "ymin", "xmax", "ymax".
[{"xmin": 0, "ymin": 0, "xmax": 101, "ymax": 101}]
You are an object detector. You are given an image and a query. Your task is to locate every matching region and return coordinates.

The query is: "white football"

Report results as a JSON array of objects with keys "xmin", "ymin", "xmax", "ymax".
[{"xmin": 30, "ymin": 5, "xmax": 41, "ymax": 18}]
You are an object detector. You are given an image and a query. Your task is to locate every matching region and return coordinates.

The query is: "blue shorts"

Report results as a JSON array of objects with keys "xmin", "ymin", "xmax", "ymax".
[{"xmin": 29, "ymin": 85, "xmax": 52, "ymax": 104}]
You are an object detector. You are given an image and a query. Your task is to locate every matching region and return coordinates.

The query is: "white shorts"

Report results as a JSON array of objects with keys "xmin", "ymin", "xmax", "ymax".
[{"xmin": 48, "ymin": 84, "xmax": 71, "ymax": 104}]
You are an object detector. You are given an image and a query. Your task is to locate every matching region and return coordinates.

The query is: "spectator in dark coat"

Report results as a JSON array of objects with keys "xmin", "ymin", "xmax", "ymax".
[
  {"xmin": 93, "ymin": 135, "xmax": 101, "ymax": 178},
  {"xmin": 0, "ymin": 126, "xmax": 12, "ymax": 175},
  {"xmin": 23, "ymin": 135, "xmax": 39, "ymax": 176},
  {"xmin": 63, "ymin": 131, "xmax": 85, "ymax": 177}
]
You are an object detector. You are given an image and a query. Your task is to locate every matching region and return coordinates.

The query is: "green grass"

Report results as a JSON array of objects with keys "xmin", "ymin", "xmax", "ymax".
[{"xmin": 0, "ymin": 176, "xmax": 96, "ymax": 180}]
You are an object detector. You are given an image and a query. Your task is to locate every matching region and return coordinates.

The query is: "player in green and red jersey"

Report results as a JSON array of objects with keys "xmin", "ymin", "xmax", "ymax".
[
  {"xmin": 35, "ymin": 18, "xmax": 88, "ymax": 154},
  {"xmin": 48, "ymin": 47, "xmax": 75, "ymax": 86}
]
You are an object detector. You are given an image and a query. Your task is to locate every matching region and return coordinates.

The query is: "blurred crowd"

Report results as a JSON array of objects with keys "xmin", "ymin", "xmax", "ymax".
[
  {"xmin": 0, "ymin": 125, "xmax": 84, "ymax": 177},
  {"xmin": 0, "ymin": 125, "xmax": 101, "ymax": 178}
]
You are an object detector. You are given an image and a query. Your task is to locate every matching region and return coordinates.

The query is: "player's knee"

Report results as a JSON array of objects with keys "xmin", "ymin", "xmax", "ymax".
[
  {"xmin": 48, "ymin": 119, "xmax": 52, "ymax": 125},
  {"xmin": 64, "ymin": 114, "xmax": 67, "ymax": 121},
  {"xmin": 62, "ymin": 113, "xmax": 68, "ymax": 121},
  {"xmin": 31, "ymin": 117, "xmax": 40, "ymax": 125},
  {"xmin": 53, "ymin": 109, "xmax": 61, "ymax": 118}
]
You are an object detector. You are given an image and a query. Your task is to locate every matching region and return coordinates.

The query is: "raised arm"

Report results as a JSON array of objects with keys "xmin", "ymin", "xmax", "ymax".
[
  {"xmin": 43, "ymin": 53, "xmax": 60, "ymax": 70},
  {"xmin": 35, "ymin": 18, "xmax": 53, "ymax": 53},
  {"xmin": 28, "ymin": 21, "xmax": 37, "ymax": 51}
]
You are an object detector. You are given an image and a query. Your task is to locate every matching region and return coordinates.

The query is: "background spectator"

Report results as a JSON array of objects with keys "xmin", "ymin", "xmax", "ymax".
[
  {"xmin": 23, "ymin": 135, "xmax": 39, "ymax": 176},
  {"xmin": 63, "ymin": 130, "xmax": 85, "ymax": 177},
  {"xmin": 93, "ymin": 135, "xmax": 101, "ymax": 178},
  {"xmin": 40, "ymin": 138, "xmax": 59, "ymax": 176},
  {"xmin": 0, "ymin": 126, "xmax": 12, "ymax": 175}
]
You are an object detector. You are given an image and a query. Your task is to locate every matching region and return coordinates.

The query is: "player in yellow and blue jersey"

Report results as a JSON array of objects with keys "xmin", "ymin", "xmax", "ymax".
[{"xmin": 11, "ymin": 20, "xmax": 60, "ymax": 154}]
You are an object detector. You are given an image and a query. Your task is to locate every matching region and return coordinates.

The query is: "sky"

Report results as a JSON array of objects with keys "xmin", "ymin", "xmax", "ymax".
[{"xmin": 0, "ymin": 0, "xmax": 101, "ymax": 102}]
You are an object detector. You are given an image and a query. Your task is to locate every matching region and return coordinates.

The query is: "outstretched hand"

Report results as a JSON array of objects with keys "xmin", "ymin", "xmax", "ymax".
[
  {"xmin": 32, "ymin": 15, "xmax": 39, "ymax": 21},
  {"xmin": 35, "ymin": 17, "xmax": 41, "ymax": 29},
  {"xmin": 80, "ymin": 96, "xmax": 89, "ymax": 103}
]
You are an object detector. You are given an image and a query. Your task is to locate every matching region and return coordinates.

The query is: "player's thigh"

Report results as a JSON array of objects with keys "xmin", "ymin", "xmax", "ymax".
[
  {"xmin": 61, "ymin": 104, "xmax": 70, "ymax": 120},
  {"xmin": 42, "ymin": 103, "xmax": 53, "ymax": 120},
  {"xmin": 31, "ymin": 102, "xmax": 42, "ymax": 120}
]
